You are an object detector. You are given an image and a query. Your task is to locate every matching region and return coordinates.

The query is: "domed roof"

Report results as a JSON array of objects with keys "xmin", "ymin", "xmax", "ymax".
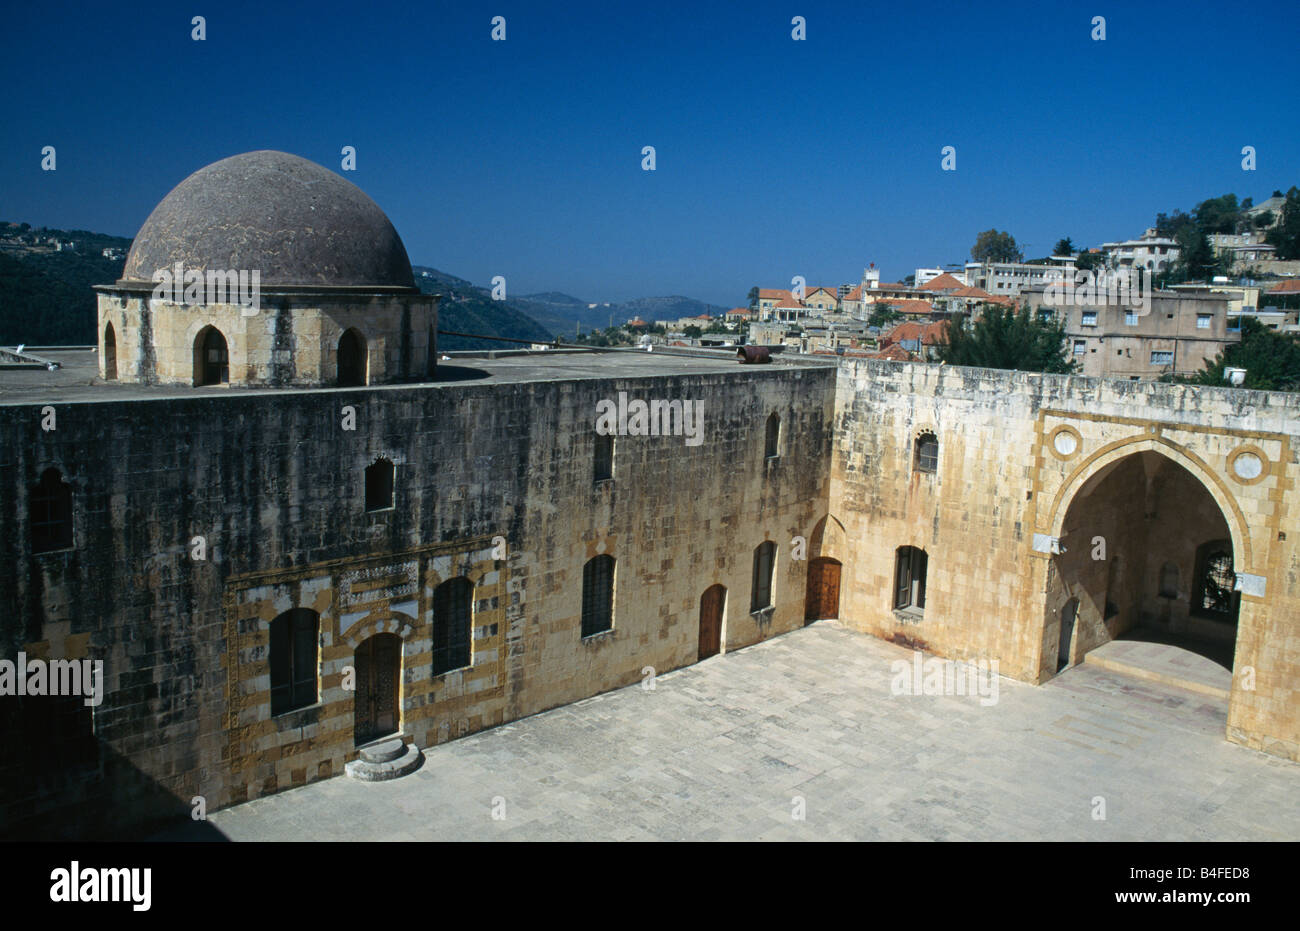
[{"xmin": 120, "ymin": 151, "xmax": 416, "ymax": 290}]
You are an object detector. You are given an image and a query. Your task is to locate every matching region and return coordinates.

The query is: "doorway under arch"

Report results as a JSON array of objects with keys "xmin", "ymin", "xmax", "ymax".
[
  {"xmin": 338, "ymin": 328, "xmax": 367, "ymax": 387},
  {"xmin": 1047, "ymin": 449, "xmax": 1240, "ymax": 675},
  {"xmin": 193, "ymin": 326, "xmax": 229, "ymax": 386}
]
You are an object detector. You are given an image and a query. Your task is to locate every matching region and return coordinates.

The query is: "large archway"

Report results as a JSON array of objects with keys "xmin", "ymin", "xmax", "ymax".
[{"xmin": 1047, "ymin": 450, "xmax": 1240, "ymax": 674}]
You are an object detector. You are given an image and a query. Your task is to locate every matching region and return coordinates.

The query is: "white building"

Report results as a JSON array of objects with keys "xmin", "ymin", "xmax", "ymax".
[{"xmin": 1101, "ymin": 229, "xmax": 1180, "ymax": 275}]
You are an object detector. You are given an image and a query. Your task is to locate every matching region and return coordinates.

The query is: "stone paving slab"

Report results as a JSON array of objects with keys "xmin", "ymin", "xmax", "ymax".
[
  {"xmin": 158, "ymin": 622, "xmax": 1300, "ymax": 841},
  {"xmin": 1086, "ymin": 637, "xmax": 1233, "ymax": 698}
]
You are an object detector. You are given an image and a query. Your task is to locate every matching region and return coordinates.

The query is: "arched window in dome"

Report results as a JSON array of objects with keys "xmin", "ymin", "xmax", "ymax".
[
  {"xmin": 103, "ymin": 321, "xmax": 118, "ymax": 380},
  {"xmin": 194, "ymin": 326, "xmax": 229, "ymax": 386},
  {"xmin": 338, "ymin": 328, "xmax": 367, "ymax": 387}
]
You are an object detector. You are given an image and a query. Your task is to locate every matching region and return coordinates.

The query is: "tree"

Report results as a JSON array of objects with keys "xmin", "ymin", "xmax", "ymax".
[
  {"xmin": 1265, "ymin": 187, "xmax": 1300, "ymax": 260},
  {"xmin": 1253, "ymin": 210, "xmax": 1276, "ymax": 230},
  {"xmin": 971, "ymin": 229, "xmax": 1022, "ymax": 263},
  {"xmin": 1075, "ymin": 251, "xmax": 1104, "ymax": 273},
  {"xmin": 1171, "ymin": 226, "xmax": 1219, "ymax": 282},
  {"xmin": 747, "ymin": 286, "xmax": 759, "ymax": 311},
  {"xmin": 867, "ymin": 303, "xmax": 902, "ymax": 328},
  {"xmin": 683, "ymin": 325, "xmax": 703, "ymax": 339},
  {"xmin": 936, "ymin": 305, "xmax": 1074, "ymax": 373},
  {"xmin": 1154, "ymin": 209, "xmax": 1194, "ymax": 239},
  {"xmin": 1053, "ymin": 237, "xmax": 1075, "ymax": 257},
  {"xmin": 1193, "ymin": 193, "xmax": 1240, "ymax": 234},
  {"xmin": 1187, "ymin": 318, "xmax": 1300, "ymax": 391}
]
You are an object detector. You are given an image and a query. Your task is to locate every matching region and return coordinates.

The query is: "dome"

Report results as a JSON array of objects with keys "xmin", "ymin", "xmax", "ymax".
[{"xmin": 120, "ymin": 151, "xmax": 416, "ymax": 290}]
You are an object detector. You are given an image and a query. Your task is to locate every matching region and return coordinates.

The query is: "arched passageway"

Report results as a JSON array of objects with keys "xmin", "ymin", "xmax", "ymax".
[{"xmin": 1049, "ymin": 450, "xmax": 1239, "ymax": 673}]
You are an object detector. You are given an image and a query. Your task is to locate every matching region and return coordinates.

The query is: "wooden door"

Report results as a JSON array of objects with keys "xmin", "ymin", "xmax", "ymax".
[
  {"xmin": 805, "ymin": 557, "xmax": 842, "ymax": 622},
  {"xmin": 354, "ymin": 633, "xmax": 401, "ymax": 745},
  {"xmin": 698, "ymin": 584, "xmax": 725, "ymax": 660}
]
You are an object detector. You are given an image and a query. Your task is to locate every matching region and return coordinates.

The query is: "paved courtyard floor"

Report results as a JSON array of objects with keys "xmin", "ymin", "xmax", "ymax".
[{"xmin": 167, "ymin": 621, "xmax": 1300, "ymax": 841}]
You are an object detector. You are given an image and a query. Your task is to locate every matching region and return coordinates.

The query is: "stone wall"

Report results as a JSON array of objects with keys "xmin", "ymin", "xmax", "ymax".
[
  {"xmin": 830, "ymin": 359, "xmax": 1300, "ymax": 760},
  {"xmin": 0, "ymin": 362, "xmax": 834, "ymax": 837},
  {"xmin": 95, "ymin": 289, "xmax": 437, "ymax": 386}
]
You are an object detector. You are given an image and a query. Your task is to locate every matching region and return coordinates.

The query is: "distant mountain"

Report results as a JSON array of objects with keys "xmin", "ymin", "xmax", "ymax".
[
  {"xmin": 0, "ymin": 224, "xmax": 130, "ymax": 344},
  {"xmin": 412, "ymin": 266, "xmax": 554, "ymax": 351},
  {"xmin": 516, "ymin": 292, "xmax": 730, "ymax": 336}
]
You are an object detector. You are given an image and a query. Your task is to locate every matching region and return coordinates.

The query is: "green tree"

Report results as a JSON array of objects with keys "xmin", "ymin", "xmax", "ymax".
[
  {"xmin": 970, "ymin": 229, "xmax": 1022, "ymax": 263},
  {"xmin": 1265, "ymin": 187, "xmax": 1300, "ymax": 260},
  {"xmin": 1053, "ymin": 237, "xmax": 1075, "ymax": 256},
  {"xmin": 1171, "ymin": 226, "xmax": 1220, "ymax": 282},
  {"xmin": 747, "ymin": 286, "xmax": 759, "ymax": 311},
  {"xmin": 1193, "ymin": 193, "xmax": 1240, "ymax": 234},
  {"xmin": 683, "ymin": 325, "xmax": 703, "ymax": 339},
  {"xmin": 1075, "ymin": 251, "xmax": 1104, "ymax": 273},
  {"xmin": 1187, "ymin": 317, "xmax": 1300, "ymax": 391},
  {"xmin": 868, "ymin": 303, "xmax": 902, "ymax": 328},
  {"xmin": 937, "ymin": 305, "xmax": 1074, "ymax": 373}
]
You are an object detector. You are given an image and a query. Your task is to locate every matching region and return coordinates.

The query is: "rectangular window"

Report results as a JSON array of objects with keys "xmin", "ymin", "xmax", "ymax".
[
  {"xmin": 432, "ymin": 578, "xmax": 473, "ymax": 675},
  {"xmin": 751, "ymin": 542, "xmax": 776, "ymax": 612},
  {"xmin": 894, "ymin": 547, "xmax": 928, "ymax": 612},
  {"xmin": 1197, "ymin": 314, "xmax": 1211, "ymax": 329},
  {"xmin": 1151, "ymin": 350, "xmax": 1174, "ymax": 365},
  {"xmin": 594, "ymin": 432, "xmax": 614, "ymax": 482},
  {"xmin": 1072, "ymin": 339, "xmax": 1086, "ymax": 355},
  {"xmin": 1124, "ymin": 312, "xmax": 1139, "ymax": 326},
  {"xmin": 581, "ymin": 556, "xmax": 615, "ymax": 636},
  {"xmin": 1081, "ymin": 312, "xmax": 1098, "ymax": 327}
]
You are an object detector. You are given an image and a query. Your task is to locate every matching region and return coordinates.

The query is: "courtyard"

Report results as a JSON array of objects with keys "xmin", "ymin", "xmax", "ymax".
[{"xmin": 162, "ymin": 622, "xmax": 1300, "ymax": 842}]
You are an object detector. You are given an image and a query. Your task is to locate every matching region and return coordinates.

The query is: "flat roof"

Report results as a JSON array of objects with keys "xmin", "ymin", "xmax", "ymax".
[{"xmin": 0, "ymin": 346, "xmax": 834, "ymax": 406}]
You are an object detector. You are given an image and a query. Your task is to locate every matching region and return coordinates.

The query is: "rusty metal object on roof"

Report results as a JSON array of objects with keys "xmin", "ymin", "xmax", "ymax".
[{"xmin": 737, "ymin": 346, "xmax": 771, "ymax": 364}]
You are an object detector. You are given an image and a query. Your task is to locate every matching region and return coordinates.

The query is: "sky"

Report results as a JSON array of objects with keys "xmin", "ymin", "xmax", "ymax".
[{"xmin": 1, "ymin": 0, "xmax": 1296, "ymax": 308}]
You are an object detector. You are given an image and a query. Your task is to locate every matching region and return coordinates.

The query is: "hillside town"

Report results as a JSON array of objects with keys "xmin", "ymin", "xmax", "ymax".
[{"xmin": 606, "ymin": 197, "xmax": 1300, "ymax": 381}]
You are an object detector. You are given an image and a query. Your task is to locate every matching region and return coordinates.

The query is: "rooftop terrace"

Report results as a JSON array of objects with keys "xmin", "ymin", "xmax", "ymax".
[{"xmin": 0, "ymin": 346, "xmax": 835, "ymax": 406}]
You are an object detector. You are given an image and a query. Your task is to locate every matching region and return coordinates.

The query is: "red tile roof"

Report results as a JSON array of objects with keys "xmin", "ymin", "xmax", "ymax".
[
  {"xmin": 759, "ymin": 288, "xmax": 795, "ymax": 300},
  {"xmin": 1268, "ymin": 278, "xmax": 1300, "ymax": 293},
  {"xmin": 886, "ymin": 320, "xmax": 949, "ymax": 345},
  {"xmin": 919, "ymin": 272, "xmax": 966, "ymax": 292}
]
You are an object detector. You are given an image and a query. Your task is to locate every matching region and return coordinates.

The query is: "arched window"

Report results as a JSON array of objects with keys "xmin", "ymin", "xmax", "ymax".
[
  {"xmin": 338, "ymin": 328, "xmax": 367, "ymax": 386},
  {"xmin": 765, "ymin": 413, "xmax": 780, "ymax": 459},
  {"xmin": 194, "ymin": 326, "xmax": 229, "ymax": 386},
  {"xmin": 432, "ymin": 576, "xmax": 473, "ymax": 675},
  {"xmin": 581, "ymin": 555, "xmax": 615, "ymax": 637},
  {"xmin": 103, "ymin": 321, "xmax": 118, "ymax": 380},
  {"xmin": 894, "ymin": 545, "xmax": 927, "ymax": 612},
  {"xmin": 365, "ymin": 457, "xmax": 395, "ymax": 511},
  {"xmin": 751, "ymin": 541, "xmax": 776, "ymax": 612},
  {"xmin": 270, "ymin": 608, "xmax": 318, "ymax": 715},
  {"xmin": 30, "ymin": 468, "xmax": 73, "ymax": 553},
  {"xmin": 914, "ymin": 432, "xmax": 938, "ymax": 473},
  {"xmin": 594, "ymin": 432, "xmax": 614, "ymax": 482}
]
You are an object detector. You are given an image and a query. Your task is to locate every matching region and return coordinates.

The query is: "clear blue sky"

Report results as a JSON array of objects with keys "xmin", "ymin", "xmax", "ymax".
[{"xmin": 2, "ymin": 0, "xmax": 1296, "ymax": 307}]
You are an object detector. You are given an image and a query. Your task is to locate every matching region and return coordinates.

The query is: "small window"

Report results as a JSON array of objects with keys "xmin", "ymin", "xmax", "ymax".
[
  {"xmin": 765, "ymin": 413, "xmax": 780, "ymax": 459},
  {"xmin": 751, "ymin": 541, "xmax": 776, "ymax": 612},
  {"xmin": 594, "ymin": 432, "xmax": 614, "ymax": 482},
  {"xmin": 1072, "ymin": 339, "xmax": 1086, "ymax": 355},
  {"xmin": 1150, "ymin": 350, "xmax": 1174, "ymax": 366},
  {"xmin": 1124, "ymin": 311, "xmax": 1139, "ymax": 326},
  {"xmin": 270, "ymin": 609, "xmax": 318, "ymax": 715},
  {"xmin": 894, "ymin": 546, "xmax": 928, "ymax": 612},
  {"xmin": 365, "ymin": 457, "xmax": 395, "ymax": 511},
  {"xmin": 338, "ymin": 328, "xmax": 367, "ymax": 386},
  {"xmin": 1193, "ymin": 542, "xmax": 1237, "ymax": 619},
  {"xmin": 30, "ymin": 468, "xmax": 73, "ymax": 553},
  {"xmin": 914, "ymin": 432, "xmax": 938, "ymax": 473},
  {"xmin": 1196, "ymin": 314, "xmax": 1212, "ymax": 329},
  {"xmin": 1081, "ymin": 311, "xmax": 1097, "ymax": 327},
  {"xmin": 581, "ymin": 555, "xmax": 615, "ymax": 636},
  {"xmin": 432, "ymin": 577, "xmax": 473, "ymax": 675}
]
